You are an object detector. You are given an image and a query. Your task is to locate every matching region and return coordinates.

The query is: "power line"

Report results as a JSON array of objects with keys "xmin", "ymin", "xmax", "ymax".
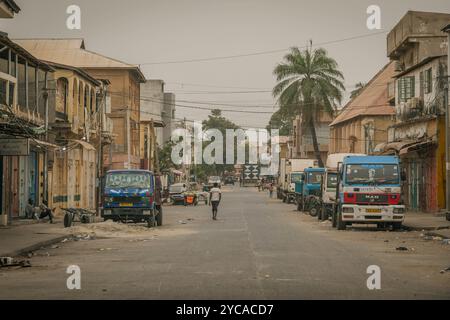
[{"xmin": 138, "ymin": 31, "xmax": 387, "ymax": 65}]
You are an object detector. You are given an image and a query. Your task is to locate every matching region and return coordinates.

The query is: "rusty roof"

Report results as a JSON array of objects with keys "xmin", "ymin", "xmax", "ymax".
[
  {"xmin": 330, "ymin": 61, "xmax": 396, "ymax": 127},
  {"xmin": 13, "ymin": 38, "xmax": 146, "ymax": 82}
]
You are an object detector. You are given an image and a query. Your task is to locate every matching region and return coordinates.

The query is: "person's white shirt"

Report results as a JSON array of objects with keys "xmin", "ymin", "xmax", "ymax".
[{"xmin": 210, "ymin": 187, "xmax": 221, "ymax": 202}]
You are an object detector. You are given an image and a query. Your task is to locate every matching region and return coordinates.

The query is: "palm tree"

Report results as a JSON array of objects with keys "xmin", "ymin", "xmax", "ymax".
[
  {"xmin": 273, "ymin": 45, "xmax": 345, "ymax": 167},
  {"xmin": 350, "ymin": 82, "xmax": 366, "ymax": 99}
]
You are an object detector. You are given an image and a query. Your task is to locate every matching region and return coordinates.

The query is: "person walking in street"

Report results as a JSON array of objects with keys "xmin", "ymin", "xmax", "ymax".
[
  {"xmin": 209, "ymin": 183, "xmax": 222, "ymax": 220},
  {"xmin": 269, "ymin": 183, "xmax": 274, "ymax": 198}
]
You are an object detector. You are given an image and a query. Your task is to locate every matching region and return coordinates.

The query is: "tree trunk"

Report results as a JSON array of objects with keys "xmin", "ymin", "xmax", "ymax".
[{"xmin": 308, "ymin": 113, "xmax": 324, "ymax": 168}]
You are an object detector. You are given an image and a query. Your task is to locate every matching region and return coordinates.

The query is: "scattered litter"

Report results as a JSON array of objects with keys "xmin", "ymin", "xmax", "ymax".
[
  {"xmin": 396, "ymin": 247, "xmax": 409, "ymax": 251},
  {"xmin": 440, "ymin": 267, "xmax": 450, "ymax": 274},
  {"xmin": 265, "ymin": 274, "xmax": 270, "ymax": 278},
  {"xmin": 432, "ymin": 236, "xmax": 443, "ymax": 241},
  {"xmin": 442, "ymin": 239, "xmax": 450, "ymax": 245},
  {"xmin": 0, "ymin": 257, "xmax": 31, "ymax": 268},
  {"xmin": 178, "ymin": 220, "xmax": 187, "ymax": 225},
  {"xmin": 187, "ymin": 218, "xmax": 194, "ymax": 221},
  {"xmin": 384, "ymin": 240, "xmax": 389, "ymax": 243},
  {"xmin": 50, "ymin": 245, "xmax": 59, "ymax": 249},
  {"xmin": 422, "ymin": 235, "xmax": 433, "ymax": 240},
  {"xmin": 61, "ymin": 238, "xmax": 69, "ymax": 243}
]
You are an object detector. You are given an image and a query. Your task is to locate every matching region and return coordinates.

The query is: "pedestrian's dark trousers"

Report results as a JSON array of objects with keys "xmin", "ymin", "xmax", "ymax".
[
  {"xmin": 211, "ymin": 201, "xmax": 220, "ymax": 219},
  {"xmin": 40, "ymin": 209, "xmax": 54, "ymax": 222}
]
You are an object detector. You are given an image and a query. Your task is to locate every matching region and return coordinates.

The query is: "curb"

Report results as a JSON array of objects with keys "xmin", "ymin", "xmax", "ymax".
[
  {"xmin": 1, "ymin": 235, "xmax": 70, "ymax": 258},
  {"xmin": 402, "ymin": 224, "xmax": 450, "ymax": 232},
  {"xmin": 424, "ymin": 231, "xmax": 450, "ymax": 240}
]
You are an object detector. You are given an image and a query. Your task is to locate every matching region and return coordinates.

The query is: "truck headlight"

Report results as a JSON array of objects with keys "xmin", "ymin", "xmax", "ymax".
[
  {"xmin": 393, "ymin": 208, "xmax": 405, "ymax": 214},
  {"xmin": 342, "ymin": 207, "xmax": 354, "ymax": 213}
]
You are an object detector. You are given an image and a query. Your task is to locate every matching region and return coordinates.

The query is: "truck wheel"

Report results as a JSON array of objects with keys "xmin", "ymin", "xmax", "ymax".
[
  {"xmin": 156, "ymin": 206, "xmax": 163, "ymax": 226},
  {"xmin": 337, "ymin": 207, "xmax": 346, "ymax": 230},
  {"xmin": 309, "ymin": 206, "xmax": 318, "ymax": 217},
  {"xmin": 63, "ymin": 212, "xmax": 73, "ymax": 228},
  {"xmin": 282, "ymin": 195, "xmax": 286, "ymax": 203},
  {"xmin": 392, "ymin": 222, "xmax": 402, "ymax": 231}
]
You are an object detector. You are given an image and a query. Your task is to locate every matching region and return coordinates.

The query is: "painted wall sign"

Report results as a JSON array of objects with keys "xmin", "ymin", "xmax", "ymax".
[{"xmin": 0, "ymin": 138, "xmax": 30, "ymax": 156}]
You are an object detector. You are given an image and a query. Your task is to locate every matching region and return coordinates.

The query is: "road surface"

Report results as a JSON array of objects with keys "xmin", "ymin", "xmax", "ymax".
[{"xmin": 1, "ymin": 186, "xmax": 449, "ymax": 299}]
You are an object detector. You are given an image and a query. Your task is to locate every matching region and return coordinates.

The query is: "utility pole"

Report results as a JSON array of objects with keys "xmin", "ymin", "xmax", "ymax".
[
  {"xmin": 42, "ymin": 73, "xmax": 49, "ymax": 203},
  {"xmin": 443, "ymin": 24, "xmax": 450, "ymax": 221}
]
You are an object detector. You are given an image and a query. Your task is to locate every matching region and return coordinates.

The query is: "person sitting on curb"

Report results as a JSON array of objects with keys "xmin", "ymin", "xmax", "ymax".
[{"xmin": 38, "ymin": 200, "xmax": 54, "ymax": 224}]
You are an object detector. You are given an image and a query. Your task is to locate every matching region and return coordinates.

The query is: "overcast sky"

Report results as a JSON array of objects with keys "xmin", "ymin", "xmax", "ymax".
[{"xmin": 1, "ymin": 0, "xmax": 450, "ymax": 128}]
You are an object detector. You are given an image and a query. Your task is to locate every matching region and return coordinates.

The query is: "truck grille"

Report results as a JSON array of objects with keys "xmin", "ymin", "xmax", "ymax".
[
  {"xmin": 112, "ymin": 196, "xmax": 142, "ymax": 203},
  {"xmin": 356, "ymin": 194, "xmax": 388, "ymax": 204}
]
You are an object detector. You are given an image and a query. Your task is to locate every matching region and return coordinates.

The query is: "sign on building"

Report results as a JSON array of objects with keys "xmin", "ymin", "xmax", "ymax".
[{"xmin": 0, "ymin": 138, "xmax": 30, "ymax": 156}]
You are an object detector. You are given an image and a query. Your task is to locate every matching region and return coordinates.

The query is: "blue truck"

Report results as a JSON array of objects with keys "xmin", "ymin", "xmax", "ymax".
[
  {"xmin": 296, "ymin": 167, "xmax": 325, "ymax": 216},
  {"xmin": 333, "ymin": 155, "xmax": 406, "ymax": 230},
  {"xmin": 101, "ymin": 169, "xmax": 162, "ymax": 228}
]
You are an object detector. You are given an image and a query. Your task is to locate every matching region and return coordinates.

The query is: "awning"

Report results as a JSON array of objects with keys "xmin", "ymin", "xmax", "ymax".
[
  {"xmin": 399, "ymin": 140, "xmax": 436, "ymax": 156},
  {"xmin": 377, "ymin": 140, "xmax": 416, "ymax": 155},
  {"xmin": 71, "ymin": 139, "xmax": 96, "ymax": 151}
]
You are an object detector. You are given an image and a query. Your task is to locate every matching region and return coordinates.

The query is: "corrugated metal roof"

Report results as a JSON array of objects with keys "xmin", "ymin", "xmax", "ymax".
[
  {"xmin": 13, "ymin": 38, "xmax": 146, "ymax": 82},
  {"xmin": 330, "ymin": 61, "xmax": 397, "ymax": 127}
]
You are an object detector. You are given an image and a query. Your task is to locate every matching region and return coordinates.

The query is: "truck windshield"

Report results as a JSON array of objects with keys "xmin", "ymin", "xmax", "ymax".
[
  {"xmin": 291, "ymin": 173, "xmax": 303, "ymax": 183},
  {"xmin": 345, "ymin": 164, "xmax": 399, "ymax": 185},
  {"xmin": 307, "ymin": 172, "xmax": 323, "ymax": 184},
  {"xmin": 105, "ymin": 172, "xmax": 151, "ymax": 189},
  {"xmin": 327, "ymin": 173, "xmax": 338, "ymax": 189}
]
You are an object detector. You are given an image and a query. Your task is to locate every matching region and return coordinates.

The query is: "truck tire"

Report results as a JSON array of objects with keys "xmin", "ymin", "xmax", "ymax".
[
  {"xmin": 282, "ymin": 195, "xmax": 286, "ymax": 203},
  {"xmin": 63, "ymin": 212, "xmax": 73, "ymax": 228},
  {"xmin": 337, "ymin": 207, "xmax": 346, "ymax": 230},
  {"xmin": 309, "ymin": 205, "xmax": 318, "ymax": 217},
  {"xmin": 156, "ymin": 206, "xmax": 163, "ymax": 226}
]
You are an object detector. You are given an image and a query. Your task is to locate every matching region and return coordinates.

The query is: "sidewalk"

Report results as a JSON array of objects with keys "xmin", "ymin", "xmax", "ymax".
[
  {"xmin": 403, "ymin": 211, "xmax": 450, "ymax": 239},
  {"xmin": 0, "ymin": 219, "xmax": 72, "ymax": 258}
]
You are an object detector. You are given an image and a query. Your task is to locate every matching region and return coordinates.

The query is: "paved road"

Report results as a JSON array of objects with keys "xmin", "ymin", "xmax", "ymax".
[{"xmin": 1, "ymin": 186, "xmax": 449, "ymax": 299}]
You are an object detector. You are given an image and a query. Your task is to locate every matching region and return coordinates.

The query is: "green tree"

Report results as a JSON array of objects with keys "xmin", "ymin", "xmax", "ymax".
[
  {"xmin": 272, "ymin": 45, "xmax": 345, "ymax": 167},
  {"xmin": 350, "ymin": 82, "xmax": 366, "ymax": 99}
]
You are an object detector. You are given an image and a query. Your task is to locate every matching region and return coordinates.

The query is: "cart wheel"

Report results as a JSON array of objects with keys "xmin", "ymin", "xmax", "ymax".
[
  {"xmin": 80, "ymin": 215, "xmax": 90, "ymax": 224},
  {"xmin": 63, "ymin": 212, "xmax": 73, "ymax": 228}
]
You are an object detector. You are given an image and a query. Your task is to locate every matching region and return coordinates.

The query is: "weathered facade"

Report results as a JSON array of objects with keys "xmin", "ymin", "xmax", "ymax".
[
  {"xmin": 139, "ymin": 80, "xmax": 176, "ymax": 171},
  {"xmin": 45, "ymin": 62, "xmax": 112, "ymax": 213},
  {"xmin": 14, "ymin": 39, "xmax": 146, "ymax": 170},
  {"xmin": 0, "ymin": 32, "xmax": 53, "ymax": 225},
  {"xmin": 330, "ymin": 62, "xmax": 396, "ymax": 156},
  {"xmin": 379, "ymin": 11, "xmax": 450, "ymax": 212}
]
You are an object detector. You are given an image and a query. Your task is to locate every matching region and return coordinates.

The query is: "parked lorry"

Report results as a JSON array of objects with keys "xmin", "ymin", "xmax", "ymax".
[
  {"xmin": 296, "ymin": 167, "xmax": 325, "ymax": 215},
  {"xmin": 333, "ymin": 155, "xmax": 406, "ymax": 230},
  {"xmin": 319, "ymin": 153, "xmax": 365, "ymax": 221},
  {"xmin": 280, "ymin": 159, "xmax": 318, "ymax": 203},
  {"xmin": 101, "ymin": 169, "xmax": 162, "ymax": 228}
]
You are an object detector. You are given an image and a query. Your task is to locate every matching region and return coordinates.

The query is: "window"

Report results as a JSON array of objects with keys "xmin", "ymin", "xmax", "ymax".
[
  {"xmin": 398, "ymin": 76, "xmax": 415, "ymax": 103},
  {"xmin": 56, "ymin": 78, "xmax": 68, "ymax": 115},
  {"xmin": 37, "ymin": 70, "xmax": 46, "ymax": 114},
  {"xmin": 17, "ymin": 57, "xmax": 26, "ymax": 108},
  {"xmin": 27, "ymin": 64, "xmax": 37, "ymax": 110},
  {"xmin": 9, "ymin": 82, "xmax": 14, "ymax": 106},
  {"xmin": 0, "ymin": 79, "xmax": 6, "ymax": 105},
  {"xmin": 0, "ymin": 48, "xmax": 9, "ymax": 74},
  {"xmin": 424, "ymin": 68, "xmax": 432, "ymax": 94}
]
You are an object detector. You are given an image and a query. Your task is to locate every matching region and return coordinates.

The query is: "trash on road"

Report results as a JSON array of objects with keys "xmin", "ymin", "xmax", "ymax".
[
  {"xmin": 442, "ymin": 239, "xmax": 450, "ymax": 245},
  {"xmin": 439, "ymin": 267, "xmax": 450, "ymax": 274},
  {"xmin": 396, "ymin": 246, "xmax": 409, "ymax": 251},
  {"xmin": 0, "ymin": 257, "xmax": 32, "ymax": 268}
]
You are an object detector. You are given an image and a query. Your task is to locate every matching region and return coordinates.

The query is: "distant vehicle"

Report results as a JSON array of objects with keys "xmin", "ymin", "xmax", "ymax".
[
  {"xmin": 296, "ymin": 167, "xmax": 325, "ymax": 216},
  {"xmin": 169, "ymin": 183, "xmax": 188, "ymax": 205},
  {"xmin": 281, "ymin": 159, "xmax": 318, "ymax": 204},
  {"xmin": 224, "ymin": 176, "xmax": 235, "ymax": 185},
  {"xmin": 101, "ymin": 170, "xmax": 161, "ymax": 228},
  {"xmin": 320, "ymin": 153, "xmax": 365, "ymax": 221},
  {"xmin": 333, "ymin": 155, "xmax": 406, "ymax": 230}
]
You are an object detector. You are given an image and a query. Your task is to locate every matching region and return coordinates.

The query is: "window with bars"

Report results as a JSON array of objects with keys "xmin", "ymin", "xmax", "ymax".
[{"xmin": 398, "ymin": 76, "xmax": 415, "ymax": 103}]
